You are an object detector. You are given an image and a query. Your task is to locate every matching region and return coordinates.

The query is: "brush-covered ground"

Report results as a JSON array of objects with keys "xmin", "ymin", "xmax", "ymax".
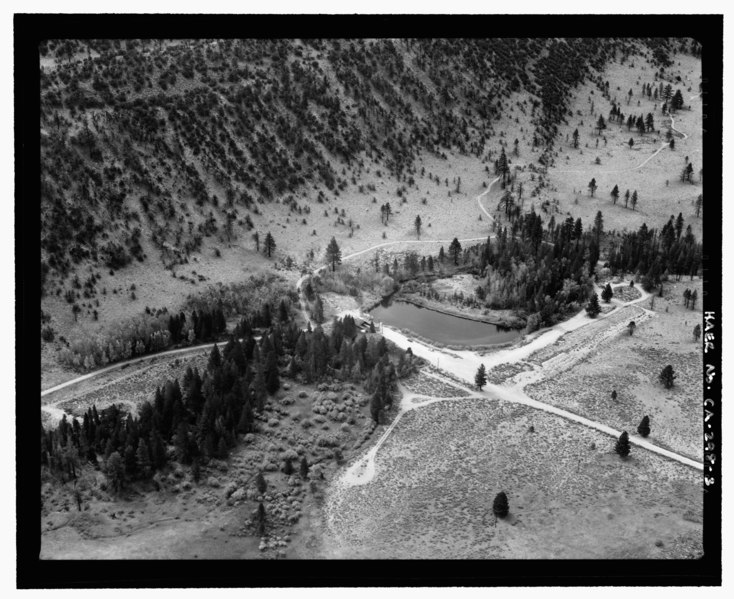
[
  {"xmin": 41, "ymin": 376, "xmax": 392, "ymax": 559},
  {"xmin": 323, "ymin": 396, "xmax": 701, "ymax": 559},
  {"xmin": 42, "ymin": 48, "xmax": 702, "ymax": 388},
  {"xmin": 525, "ymin": 277, "xmax": 703, "ymax": 461}
]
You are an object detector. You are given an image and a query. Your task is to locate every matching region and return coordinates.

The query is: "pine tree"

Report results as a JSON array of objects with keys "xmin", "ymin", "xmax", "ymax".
[
  {"xmin": 672, "ymin": 89, "xmax": 684, "ymax": 111},
  {"xmin": 135, "ymin": 439, "xmax": 153, "ymax": 479},
  {"xmin": 492, "ymin": 491, "xmax": 509, "ymax": 519},
  {"xmin": 611, "ymin": 389, "xmax": 617, "ymax": 401},
  {"xmin": 415, "ymin": 215, "xmax": 422, "ymax": 239},
  {"xmin": 645, "ymin": 112, "xmax": 655, "ymax": 132},
  {"xmin": 105, "ymin": 451, "xmax": 125, "ymax": 494},
  {"xmin": 449, "ymin": 238, "xmax": 462, "ymax": 265},
  {"xmin": 253, "ymin": 231, "xmax": 260, "ymax": 253},
  {"xmin": 326, "ymin": 237, "xmax": 342, "ymax": 272},
  {"xmin": 659, "ymin": 365, "xmax": 676, "ymax": 389},
  {"xmin": 586, "ymin": 293, "xmax": 601, "ymax": 318},
  {"xmin": 624, "ymin": 189, "xmax": 630, "ymax": 208},
  {"xmin": 630, "ymin": 190, "xmax": 638, "ymax": 211},
  {"xmin": 675, "ymin": 213, "xmax": 684, "ymax": 240},
  {"xmin": 611, "ymin": 185, "xmax": 619, "ymax": 205},
  {"xmin": 370, "ymin": 391, "xmax": 382, "ymax": 424},
  {"xmin": 256, "ymin": 471, "xmax": 267, "ymax": 495},
  {"xmin": 637, "ymin": 416, "xmax": 651, "ymax": 438},
  {"xmin": 312, "ymin": 295, "xmax": 324, "ymax": 324},
  {"xmin": 615, "ymin": 431, "xmax": 631, "ymax": 458},
  {"xmin": 593, "ymin": 211, "xmax": 604, "ymax": 242},
  {"xmin": 601, "ymin": 283, "xmax": 614, "ymax": 303},
  {"xmin": 264, "ymin": 350, "xmax": 280, "ymax": 395},
  {"xmin": 475, "ymin": 364, "xmax": 487, "ymax": 391},
  {"xmin": 208, "ymin": 344, "xmax": 222, "ymax": 372},
  {"xmin": 572, "ymin": 128, "xmax": 579, "ymax": 148},
  {"xmin": 252, "ymin": 366, "xmax": 267, "ymax": 411},
  {"xmin": 588, "ymin": 178, "xmax": 597, "ymax": 197},
  {"xmin": 596, "ymin": 115, "xmax": 606, "ymax": 135},
  {"xmin": 628, "ymin": 137, "xmax": 634, "ymax": 149},
  {"xmin": 263, "ymin": 232, "xmax": 276, "ymax": 258}
]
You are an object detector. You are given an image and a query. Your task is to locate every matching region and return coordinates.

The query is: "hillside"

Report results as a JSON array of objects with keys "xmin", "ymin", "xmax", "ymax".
[{"xmin": 39, "ymin": 38, "xmax": 701, "ymax": 380}]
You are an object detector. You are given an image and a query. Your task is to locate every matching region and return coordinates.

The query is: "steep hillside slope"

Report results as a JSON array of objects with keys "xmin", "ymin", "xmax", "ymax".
[{"xmin": 39, "ymin": 38, "xmax": 700, "ymax": 377}]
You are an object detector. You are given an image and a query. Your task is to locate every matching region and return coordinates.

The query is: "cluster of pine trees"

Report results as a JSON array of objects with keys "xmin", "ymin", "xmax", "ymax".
[
  {"xmin": 41, "ymin": 316, "xmax": 417, "ymax": 489},
  {"xmin": 476, "ymin": 213, "xmax": 597, "ymax": 327},
  {"xmin": 59, "ymin": 304, "xmax": 230, "ymax": 372},
  {"xmin": 606, "ymin": 217, "xmax": 702, "ymax": 291}
]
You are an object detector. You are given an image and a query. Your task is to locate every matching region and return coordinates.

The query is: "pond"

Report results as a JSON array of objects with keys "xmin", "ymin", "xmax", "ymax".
[{"xmin": 369, "ymin": 300, "xmax": 522, "ymax": 346}]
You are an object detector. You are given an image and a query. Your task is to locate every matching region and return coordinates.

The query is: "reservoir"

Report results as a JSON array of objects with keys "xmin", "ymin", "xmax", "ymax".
[{"xmin": 370, "ymin": 300, "xmax": 522, "ymax": 346}]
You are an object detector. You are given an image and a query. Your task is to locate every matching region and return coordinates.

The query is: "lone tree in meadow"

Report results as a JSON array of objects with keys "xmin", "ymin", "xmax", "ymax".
[
  {"xmin": 628, "ymin": 137, "xmax": 634, "ymax": 149},
  {"xmin": 610, "ymin": 184, "xmax": 620, "ymax": 205},
  {"xmin": 637, "ymin": 415, "xmax": 651, "ymax": 438},
  {"xmin": 601, "ymin": 283, "xmax": 614, "ymax": 303},
  {"xmin": 611, "ymin": 389, "xmax": 617, "ymax": 401},
  {"xmin": 415, "ymin": 215, "xmax": 422, "ymax": 239},
  {"xmin": 615, "ymin": 431, "xmax": 631, "ymax": 458},
  {"xmin": 572, "ymin": 128, "xmax": 579, "ymax": 148},
  {"xmin": 326, "ymin": 237, "xmax": 342, "ymax": 272},
  {"xmin": 475, "ymin": 364, "xmax": 488, "ymax": 391},
  {"xmin": 693, "ymin": 323, "xmax": 701, "ymax": 342},
  {"xmin": 627, "ymin": 320, "xmax": 636, "ymax": 336},
  {"xmin": 586, "ymin": 292, "xmax": 601, "ymax": 318},
  {"xmin": 263, "ymin": 232, "xmax": 276, "ymax": 258},
  {"xmin": 659, "ymin": 365, "xmax": 676, "ymax": 389},
  {"xmin": 449, "ymin": 237, "xmax": 462, "ymax": 266},
  {"xmin": 492, "ymin": 491, "xmax": 509, "ymax": 519},
  {"xmin": 588, "ymin": 178, "xmax": 598, "ymax": 197}
]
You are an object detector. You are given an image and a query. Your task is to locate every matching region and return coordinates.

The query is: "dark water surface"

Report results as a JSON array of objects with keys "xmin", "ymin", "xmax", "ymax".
[{"xmin": 370, "ymin": 300, "xmax": 522, "ymax": 346}]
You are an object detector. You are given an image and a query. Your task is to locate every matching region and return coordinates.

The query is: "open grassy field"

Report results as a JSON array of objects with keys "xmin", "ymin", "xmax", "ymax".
[{"xmin": 324, "ymin": 396, "xmax": 701, "ymax": 559}]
